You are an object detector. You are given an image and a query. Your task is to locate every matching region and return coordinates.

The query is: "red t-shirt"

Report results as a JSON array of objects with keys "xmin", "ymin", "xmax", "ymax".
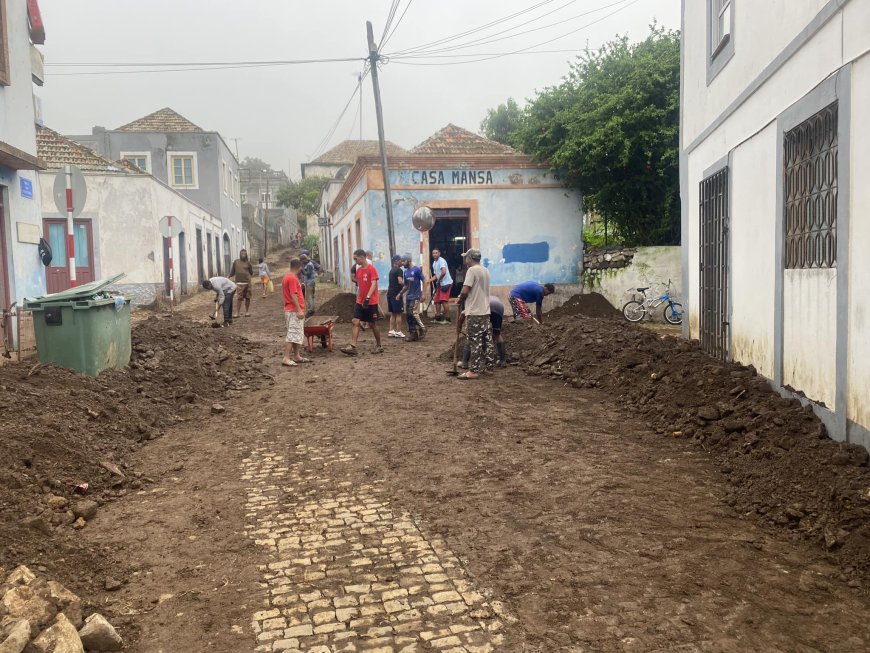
[
  {"xmin": 355, "ymin": 264, "xmax": 379, "ymax": 305},
  {"xmin": 283, "ymin": 273, "xmax": 305, "ymax": 312}
]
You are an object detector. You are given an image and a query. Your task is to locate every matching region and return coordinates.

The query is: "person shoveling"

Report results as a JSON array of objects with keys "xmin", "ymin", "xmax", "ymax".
[{"xmin": 203, "ymin": 276, "xmax": 237, "ymax": 327}]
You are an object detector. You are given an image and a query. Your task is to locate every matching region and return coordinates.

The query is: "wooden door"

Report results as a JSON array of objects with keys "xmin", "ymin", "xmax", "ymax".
[
  {"xmin": 178, "ymin": 232, "xmax": 188, "ymax": 294},
  {"xmin": 206, "ymin": 234, "xmax": 213, "ymax": 278},
  {"xmin": 195, "ymin": 228, "xmax": 204, "ymax": 282}
]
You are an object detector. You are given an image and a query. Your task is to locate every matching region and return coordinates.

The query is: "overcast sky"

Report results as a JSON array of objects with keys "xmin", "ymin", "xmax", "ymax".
[{"xmin": 39, "ymin": 0, "xmax": 679, "ymax": 178}]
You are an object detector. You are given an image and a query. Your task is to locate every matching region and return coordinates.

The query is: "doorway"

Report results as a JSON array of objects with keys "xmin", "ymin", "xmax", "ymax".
[
  {"xmin": 206, "ymin": 234, "xmax": 213, "ymax": 278},
  {"xmin": 215, "ymin": 237, "xmax": 222, "ymax": 276},
  {"xmin": 43, "ymin": 219, "xmax": 95, "ymax": 293},
  {"xmin": 0, "ymin": 190, "xmax": 10, "ymax": 312},
  {"xmin": 428, "ymin": 208, "xmax": 470, "ymax": 296},
  {"xmin": 223, "ymin": 233, "xmax": 231, "ymax": 274},
  {"xmin": 195, "ymin": 227, "xmax": 204, "ymax": 282},
  {"xmin": 178, "ymin": 232, "xmax": 188, "ymax": 294},
  {"xmin": 699, "ymin": 167, "xmax": 729, "ymax": 361}
]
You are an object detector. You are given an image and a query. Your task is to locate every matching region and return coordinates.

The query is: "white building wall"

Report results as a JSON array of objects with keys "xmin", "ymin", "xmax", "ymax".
[{"xmin": 683, "ymin": 0, "xmax": 870, "ymax": 447}]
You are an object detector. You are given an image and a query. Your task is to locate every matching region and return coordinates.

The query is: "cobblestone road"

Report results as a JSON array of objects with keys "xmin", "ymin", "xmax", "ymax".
[{"xmin": 243, "ymin": 442, "xmax": 508, "ymax": 652}]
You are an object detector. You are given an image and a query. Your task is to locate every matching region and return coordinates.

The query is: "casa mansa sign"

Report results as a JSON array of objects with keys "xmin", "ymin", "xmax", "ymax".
[{"xmin": 411, "ymin": 170, "xmax": 495, "ymax": 185}]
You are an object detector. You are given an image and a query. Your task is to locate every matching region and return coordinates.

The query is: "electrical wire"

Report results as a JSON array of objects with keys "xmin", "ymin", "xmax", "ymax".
[
  {"xmin": 388, "ymin": 0, "xmax": 631, "ymax": 58},
  {"xmin": 45, "ymin": 57, "xmax": 365, "ymax": 68},
  {"xmin": 380, "ymin": 0, "xmax": 415, "ymax": 52},
  {"xmin": 389, "ymin": 0, "xmax": 643, "ymax": 66},
  {"xmin": 380, "ymin": 0, "xmax": 402, "ymax": 46},
  {"xmin": 309, "ymin": 66, "xmax": 370, "ymax": 161},
  {"xmin": 386, "ymin": 0, "xmax": 558, "ymax": 56},
  {"xmin": 46, "ymin": 57, "xmax": 366, "ymax": 76}
]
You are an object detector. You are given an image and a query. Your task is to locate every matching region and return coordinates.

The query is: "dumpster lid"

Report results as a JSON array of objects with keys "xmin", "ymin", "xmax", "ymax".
[{"xmin": 25, "ymin": 273, "xmax": 126, "ymax": 304}]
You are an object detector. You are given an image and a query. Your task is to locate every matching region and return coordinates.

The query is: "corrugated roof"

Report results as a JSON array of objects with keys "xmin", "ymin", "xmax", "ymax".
[
  {"xmin": 311, "ymin": 140, "xmax": 408, "ymax": 165},
  {"xmin": 411, "ymin": 124, "xmax": 517, "ymax": 156},
  {"xmin": 117, "ymin": 107, "xmax": 204, "ymax": 132},
  {"xmin": 36, "ymin": 126, "xmax": 137, "ymax": 173}
]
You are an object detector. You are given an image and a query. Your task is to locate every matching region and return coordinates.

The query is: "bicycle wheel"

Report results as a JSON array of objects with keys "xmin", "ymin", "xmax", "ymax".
[
  {"xmin": 663, "ymin": 302, "xmax": 683, "ymax": 325},
  {"xmin": 622, "ymin": 300, "xmax": 646, "ymax": 323}
]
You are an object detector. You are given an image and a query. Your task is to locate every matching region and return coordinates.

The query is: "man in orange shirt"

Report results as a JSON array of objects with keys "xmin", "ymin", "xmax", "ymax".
[{"xmin": 282, "ymin": 258, "xmax": 309, "ymax": 367}]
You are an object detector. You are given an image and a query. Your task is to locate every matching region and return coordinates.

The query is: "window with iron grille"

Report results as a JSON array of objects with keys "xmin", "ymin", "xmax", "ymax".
[{"xmin": 784, "ymin": 102, "xmax": 838, "ymax": 269}]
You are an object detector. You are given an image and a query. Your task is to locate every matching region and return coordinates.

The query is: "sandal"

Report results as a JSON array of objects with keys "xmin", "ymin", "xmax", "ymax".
[
  {"xmin": 457, "ymin": 372, "xmax": 479, "ymax": 380},
  {"xmin": 372, "ymin": 346, "xmax": 384, "ymax": 354},
  {"xmin": 281, "ymin": 360, "xmax": 298, "ymax": 367},
  {"xmin": 340, "ymin": 345, "xmax": 358, "ymax": 356},
  {"xmin": 296, "ymin": 357, "xmax": 312, "ymax": 363}
]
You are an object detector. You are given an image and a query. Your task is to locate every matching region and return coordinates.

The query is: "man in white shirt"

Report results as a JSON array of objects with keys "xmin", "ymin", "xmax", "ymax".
[
  {"xmin": 203, "ymin": 276, "xmax": 237, "ymax": 326},
  {"xmin": 428, "ymin": 248, "xmax": 453, "ymax": 323},
  {"xmin": 456, "ymin": 248, "xmax": 494, "ymax": 379}
]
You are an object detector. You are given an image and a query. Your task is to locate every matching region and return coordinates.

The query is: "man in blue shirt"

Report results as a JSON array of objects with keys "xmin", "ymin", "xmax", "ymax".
[
  {"xmin": 300, "ymin": 254, "xmax": 318, "ymax": 316},
  {"xmin": 509, "ymin": 281, "xmax": 555, "ymax": 324},
  {"xmin": 398, "ymin": 254, "xmax": 427, "ymax": 341}
]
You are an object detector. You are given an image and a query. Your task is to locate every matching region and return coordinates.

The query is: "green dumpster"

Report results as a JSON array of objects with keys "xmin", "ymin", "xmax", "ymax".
[{"xmin": 24, "ymin": 275, "xmax": 132, "ymax": 376}]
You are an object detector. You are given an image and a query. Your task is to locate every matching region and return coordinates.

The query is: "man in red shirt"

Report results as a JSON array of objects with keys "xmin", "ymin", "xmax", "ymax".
[
  {"xmin": 341, "ymin": 249, "xmax": 383, "ymax": 355},
  {"xmin": 282, "ymin": 258, "xmax": 309, "ymax": 366}
]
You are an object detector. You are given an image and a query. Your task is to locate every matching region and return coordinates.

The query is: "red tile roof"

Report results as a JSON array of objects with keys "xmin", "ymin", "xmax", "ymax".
[
  {"xmin": 117, "ymin": 107, "xmax": 204, "ymax": 133},
  {"xmin": 411, "ymin": 124, "xmax": 517, "ymax": 156},
  {"xmin": 311, "ymin": 140, "xmax": 408, "ymax": 165},
  {"xmin": 36, "ymin": 126, "xmax": 138, "ymax": 173}
]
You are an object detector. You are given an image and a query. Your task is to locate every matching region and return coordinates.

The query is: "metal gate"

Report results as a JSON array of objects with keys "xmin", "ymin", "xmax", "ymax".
[{"xmin": 699, "ymin": 167, "xmax": 729, "ymax": 361}]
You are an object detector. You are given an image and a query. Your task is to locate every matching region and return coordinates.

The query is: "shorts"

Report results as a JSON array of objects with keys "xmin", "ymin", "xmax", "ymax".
[
  {"xmin": 509, "ymin": 295, "xmax": 532, "ymax": 320},
  {"xmin": 490, "ymin": 311, "xmax": 503, "ymax": 336},
  {"xmin": 354, "ymin": 303, "xmax": 379, "ymax": 323},
  {"xmin": 236, "ymin": 283, "xmax": 251, "ymax": 300},
  {"xmin": 388, "ymin": 296, "xmax": 404, "ymax": 314},
  {"xmin": 284, "ymin": 311, "xmax": 304, "ymax": 344},
  {"xmin": 435, "ymin": 285, "xmax": 452, "ymax": 303},
  {"xmin": 260, "ymin": 276, "xmax": 269, "ymax": 284}
]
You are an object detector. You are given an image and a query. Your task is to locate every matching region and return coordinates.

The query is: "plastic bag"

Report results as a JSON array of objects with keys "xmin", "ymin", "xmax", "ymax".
[{"xmin": 267, "ymin": 279, "xmax": 274, "ymax": 293}]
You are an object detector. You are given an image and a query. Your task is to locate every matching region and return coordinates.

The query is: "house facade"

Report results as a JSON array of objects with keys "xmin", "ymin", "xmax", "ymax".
[
  {"xmin": 327, "ymin": 126, "xmax": 583, "ymax": 302},
  {"xmin": 681, "ymin": 0, "xmax": 870, "ymax": 448},
  {"xmin": 36, "ymin": 127, "xmax": 223, "ymax": 304},
  {"xmin": 1, "ymin": 0, "xmax": 47, "ymax": 329},
  {"xmin": 68, "ymin": 108, "xmax": 246, "ymax": 264}
]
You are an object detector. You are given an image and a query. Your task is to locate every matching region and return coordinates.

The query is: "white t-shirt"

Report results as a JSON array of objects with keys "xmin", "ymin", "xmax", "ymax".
[
  {"xmin": 463, "ymin": 265, "xmax": 490, "ymax": 316},
  {"xmin": 432, "ymin": 257, "xmax": 453, "ymax": 287}
]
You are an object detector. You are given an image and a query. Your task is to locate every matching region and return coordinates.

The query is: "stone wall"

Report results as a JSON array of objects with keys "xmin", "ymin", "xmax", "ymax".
[{"xmin": 583, "ymin": 247, "xmax": 637, "ymax": 271}]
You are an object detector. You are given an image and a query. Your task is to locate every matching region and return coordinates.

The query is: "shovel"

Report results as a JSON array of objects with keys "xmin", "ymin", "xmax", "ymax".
[{"xmin": 446, "ymin": 304, "xmax": 463, "ymax": 376}]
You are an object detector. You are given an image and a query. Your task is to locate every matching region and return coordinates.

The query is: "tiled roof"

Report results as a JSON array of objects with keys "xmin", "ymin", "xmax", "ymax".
[
  {"xmin": 36, "ymin": 126, "xmax": 137, "ymax": 173},
  {"xmin": 411, "ymin": 124, "xmax": 517, "ymax": 156},
  {"xmin": 117, "ymin": 107, "xmax": 204, "ymax": 133},
  {"xmin": 311, "ymin": 140, "xmax": 408, "ymax": 165}
]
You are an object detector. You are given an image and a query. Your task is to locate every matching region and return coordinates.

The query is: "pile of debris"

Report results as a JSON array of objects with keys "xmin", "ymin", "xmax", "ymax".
[
  {"xmin": 0, "ymin": 314, "xmax": 270, "ymax": 591},
  {"xmin": 0, "ymin": 565, "xmax": 122, "ymax": 652},
  {"xmin": 317, "ymin": 293, "xmax": 358, "ymax": 322},
  {"xmin": 506, "ymin": 298, "xmax": 870, "ymax": 576}
]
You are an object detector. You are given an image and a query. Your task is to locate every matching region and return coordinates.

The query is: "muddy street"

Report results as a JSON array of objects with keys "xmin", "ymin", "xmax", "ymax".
[{"xmin": 62, "ymin": 273, "xmax": 868, "ymax": 653}]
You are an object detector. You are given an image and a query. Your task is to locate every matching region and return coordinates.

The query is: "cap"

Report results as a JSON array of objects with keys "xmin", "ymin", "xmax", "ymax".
[
  {"xmin": 461, "ymin": 248, "xmax": 482, "ymax": 261},
  {"xmin": 391, "ymin": 254, "xmax": 403, "ymax": 263}
]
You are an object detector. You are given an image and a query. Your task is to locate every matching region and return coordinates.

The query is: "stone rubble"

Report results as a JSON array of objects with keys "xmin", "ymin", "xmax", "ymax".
[{"xmin": 0, "ymin": 567, "xmax": 122, "ymax": 653}]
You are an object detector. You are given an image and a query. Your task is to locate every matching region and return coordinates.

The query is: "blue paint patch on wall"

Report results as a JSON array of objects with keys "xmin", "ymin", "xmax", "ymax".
[{"xmin": 502, "ymin": 242, "xmax": 549, "ymax": 264}]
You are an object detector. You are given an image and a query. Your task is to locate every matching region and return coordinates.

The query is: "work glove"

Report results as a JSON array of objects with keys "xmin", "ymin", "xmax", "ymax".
[{"xmin": 362, "ymin": 298, "xmax": 370, "ymax": 308}]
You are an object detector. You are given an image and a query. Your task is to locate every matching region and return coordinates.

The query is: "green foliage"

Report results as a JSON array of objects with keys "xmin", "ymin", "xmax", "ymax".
[
  {"xmin": 583, "ymin": 220, "xmax": 624, "ymax": 248},
  {"xmin": 302, "ymin": 234, "xmax": 319, "ymax": 250},
  {"xmin": 276, "ymin": 177, "xmax": 330, "ymax": 218},
  {"xmin": 480, "ymin": 98, "xmax": 523, "ymax": 145},
  {"xmin": 240, "ymin": 157, "xmax": 272, "ymax": 174},
  {"xmin": 512, "ymin": 27, "xmax": 681, "ymax": 246}
]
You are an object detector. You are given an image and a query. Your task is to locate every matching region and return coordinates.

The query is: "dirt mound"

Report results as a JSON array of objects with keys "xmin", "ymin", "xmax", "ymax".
[
  {"xmin": 0, "ymin": 314, "xmax": 270, "ymax": 593},
  {"xmin": 317, "ymin": 292, "xmax": 358, "ymax": 322},
  {"xmin": 547, "ymin": 293, "xmax": 620, "ymax": 319},
  {"xmin": 505, "ymin": 316, "xmax": 870, "ymax": 577}
]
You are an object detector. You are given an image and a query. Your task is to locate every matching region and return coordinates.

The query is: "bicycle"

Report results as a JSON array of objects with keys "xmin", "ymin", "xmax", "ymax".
[{"xmin": 622, "ymin": 281, "xmax": 683, "ymax": 325}]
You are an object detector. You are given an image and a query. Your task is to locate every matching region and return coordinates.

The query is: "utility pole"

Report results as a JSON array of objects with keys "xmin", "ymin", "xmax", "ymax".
[
  {"xmin": 264, "ymin": 175, "xmax": 270, "ymax": 258},
  {"xmin": 366, "ymin": 20, "xmax": 397, "ymax": 258}
]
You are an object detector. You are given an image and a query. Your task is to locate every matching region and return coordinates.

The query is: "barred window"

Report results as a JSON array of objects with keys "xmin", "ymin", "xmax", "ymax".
[{"xmin": 784, "ymin": 103, "xmax": 838, "ymax": 269}]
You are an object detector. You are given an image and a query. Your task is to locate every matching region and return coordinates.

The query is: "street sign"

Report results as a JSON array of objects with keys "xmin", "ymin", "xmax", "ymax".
[
  {"xmin": 52, "ymin": 165, "xmax": 87, "ymax": 217},
  {"xmin": 412, "ymin": 205, "xmax": 435, "ymax": 232},
  {"xmin": 317, "ymin": 216, "xmax": 330, "ymax": 227},
  {"xmin": 158, "ymin": 215, "xmax": 183, "ymax": 238},
  {"xmin": 20, "ymin": 178, "xmax": 33, "ymax": 199}
]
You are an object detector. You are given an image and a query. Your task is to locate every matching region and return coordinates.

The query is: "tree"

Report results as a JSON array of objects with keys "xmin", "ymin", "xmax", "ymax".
[
  {"xmin": 513, "ymin": 27, "xmax": 681, "ymax": 246},
  {"xmin": 240, "ymin": 157, "xmax": 272, "ymax": 174},
  {"xmin": 276, "ymin": 177, "xmax": 330, "ymax": 228},
  {"xmin": 480, "ymin": 98, "xmax": 523, "ymax": 146}
]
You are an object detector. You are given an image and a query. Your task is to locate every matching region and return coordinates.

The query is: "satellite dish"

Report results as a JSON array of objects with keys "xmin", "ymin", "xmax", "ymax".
[{"xmin": 412, "ymin": 206, "xmax": 435, "ymax": 233}]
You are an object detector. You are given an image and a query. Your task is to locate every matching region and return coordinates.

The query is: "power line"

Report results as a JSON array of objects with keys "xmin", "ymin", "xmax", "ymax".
[
  {"xmin": 45, "ymin": 57, "xmax": 365, "ymax": 67},
  {"xmin": 380, "ymin": 0, "xmax": 415, "ymax": 52},
  {"xmin": 389, "ymin": 0, "xmax": 643, "ymax": 67},
  {"xmin": 46, "ymin": 57, "xmax": 366, "ymax": 76},
  {"xmin": 386, "ymin": 0, "xmax": 558, "ymax": 56},
  {"xmin": 379, "ymin": 0, "xmax": 402, "ymax": 46},
  {"xmin": 389, "ymin": 0, "xmax": 631, "ymax": 58},
  {"xmin": 309, "ymin": 67, "xmax": 370, "ymax": 162}
]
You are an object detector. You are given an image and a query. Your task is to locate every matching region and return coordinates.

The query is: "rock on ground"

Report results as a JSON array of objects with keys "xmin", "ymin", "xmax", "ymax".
[
  {"xmin": 0, "ymin": 586, "xmax": 55, "ymax": 631},
  {"xmin": 23, "ymin": 613, "xmax": 83, "ymax": 653},
  {"xmin": 0, "ymin": 618, "xmax": 31, "ymax": 653},
  {"xmin": 77, "ymin": 614, "xmax": 122, "ymax": 652}
]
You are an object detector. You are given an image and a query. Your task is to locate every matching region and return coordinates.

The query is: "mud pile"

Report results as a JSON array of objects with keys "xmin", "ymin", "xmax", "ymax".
[
  {"xmin": 548, "ymin": 292, "xmax": 620, "ymax": 319},
  {"xmin": 0, "ymin": 314, "xmax": 270, "ymax": 578},
  {"xmin": 506, "ymin": 312, "xmax": 870, "ymax": 575},
  {"xmin": 317, "ymin": 292, "xmax": 358, "ymax": 322}
]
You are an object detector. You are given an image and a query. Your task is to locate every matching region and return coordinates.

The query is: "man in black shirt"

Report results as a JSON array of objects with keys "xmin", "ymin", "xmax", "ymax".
[{"xmin": 387, "ymin": 254, "xmax": 405, "ymax": 338}]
